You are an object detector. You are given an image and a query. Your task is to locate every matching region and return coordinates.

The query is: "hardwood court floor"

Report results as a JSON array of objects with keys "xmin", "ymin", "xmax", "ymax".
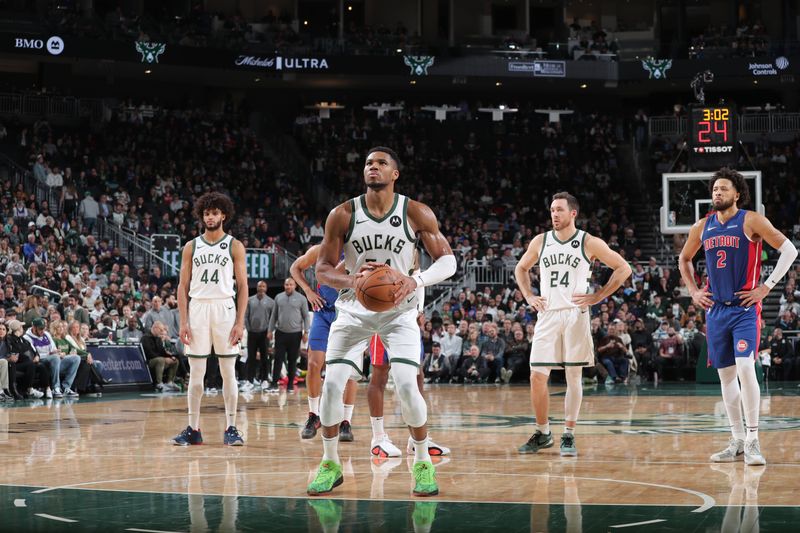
[{"xmin": 1, "ymin": 381, "xmax": 800, "ymax": 532}]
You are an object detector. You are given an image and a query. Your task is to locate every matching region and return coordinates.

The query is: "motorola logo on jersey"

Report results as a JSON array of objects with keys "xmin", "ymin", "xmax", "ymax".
[
  {"xmin": 220, "ymin": 242, "xmax": 228, "ymax": 249},
  {"xmin": 571, "ymin": 240, "xmax": 579, "ymax": 248},
  {"xmin": 390, "ymin": 215, "xmax": 402, "ymax": 227}
]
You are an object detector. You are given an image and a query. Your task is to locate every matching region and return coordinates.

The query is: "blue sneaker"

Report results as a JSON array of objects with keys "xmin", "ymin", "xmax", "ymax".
[
  {"xmin": 224, "ymin": 426, "xmax": 244, "ymax": 446},
  {"xmin": 173, "ymin": 426, "xmax": 203, "ymax": 446}
]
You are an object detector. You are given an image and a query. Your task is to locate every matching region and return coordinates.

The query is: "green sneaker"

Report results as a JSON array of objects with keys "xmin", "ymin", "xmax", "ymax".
[
  {"xmin": 560, "ymin": 433, "xmax": 577, "ymax": 457},
  {"xmin": 518, "ymin": 430, "xmax": 554, "ymax": 454},
  {"xmin": 307, "ymin": 460, "xmax": 344, "ymax": 496},
  {"xmin": 412, "ymin": 461, "xmax": 439, "ymax": 496},
  {"xmin": 307, "ymin": 499, "xmax": 342, "ymax": 528}
]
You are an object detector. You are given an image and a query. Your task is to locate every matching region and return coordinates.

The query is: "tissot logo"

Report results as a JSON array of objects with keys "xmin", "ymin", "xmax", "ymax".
[
  {"xmin": 14, "ymin": 36, "xmax": 64, "ymax": 55},
  {"xmin": 234, "ymin": 56, "xmax": 329, "ymax": 70}
]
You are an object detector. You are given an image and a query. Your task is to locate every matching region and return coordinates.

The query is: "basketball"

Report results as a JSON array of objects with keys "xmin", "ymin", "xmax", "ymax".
[{"xmin": 356, "ymin": 265, "xmax": 402, "ymax": 312}]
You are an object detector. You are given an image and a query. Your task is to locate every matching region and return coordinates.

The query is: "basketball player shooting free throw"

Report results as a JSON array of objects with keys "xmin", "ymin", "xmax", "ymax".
[{"xmin": 307, "ymin": 146, "xmax": 456, "ymax": 497}]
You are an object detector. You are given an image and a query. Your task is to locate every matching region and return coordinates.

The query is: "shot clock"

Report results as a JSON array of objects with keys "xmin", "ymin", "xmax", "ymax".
[{"xmin": 687, "ymin": 104, "xmax": 738, "ymax": 170}]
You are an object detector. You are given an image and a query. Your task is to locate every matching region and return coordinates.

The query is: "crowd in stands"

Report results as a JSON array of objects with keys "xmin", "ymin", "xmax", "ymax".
[
  {"xmin": 0, "ymin": 94, "xmax": 797, "ymax": 403},
  {"xmin": 35, "ymin": 3, "xmax": 418, "ymax": 56},
  {"xmin": 567, "ymin": 19, "xmax": 620, "ymax": 60},
  {"xmin": 689, "ymin": 21, "xmax": 771, "ymax": 59}
]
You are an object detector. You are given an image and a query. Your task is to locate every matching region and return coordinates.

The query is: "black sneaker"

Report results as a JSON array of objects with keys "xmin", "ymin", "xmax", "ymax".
[
  {"xmin": 518, "ymin": 430, "xmax": 554, "ymax": 454},
  {"xmin": 301, "ymin": 412, "xmax": 321, "ymax": 439},
  {"xmin": 339, "ymin": 420, "xmax": 354, "ymax": 442}
]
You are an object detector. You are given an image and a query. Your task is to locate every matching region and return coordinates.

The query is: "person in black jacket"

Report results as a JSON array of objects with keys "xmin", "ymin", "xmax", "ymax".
[
  {"xmin": 457, "ymin": 345, "xmax": 489, "ymax": 383},
  {"xmin": 3, "ymin": 320, "xmax": 49, "ymax": 399},
  {"xmin": 142, "ymin": 321, "xmax": 179, "ymax": 392}
]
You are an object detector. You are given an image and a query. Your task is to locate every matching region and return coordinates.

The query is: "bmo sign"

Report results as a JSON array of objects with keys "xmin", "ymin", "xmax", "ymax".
[{"xmin": 14, "ymin": 35, "xmax": 64, "ymax": 55}]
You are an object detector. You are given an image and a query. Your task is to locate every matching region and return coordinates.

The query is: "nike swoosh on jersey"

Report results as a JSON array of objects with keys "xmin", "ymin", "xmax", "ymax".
[
  {"xmin": 707, "ymin": 226, "xmax": 718, "ymax": 231},
  {"xmin": 355, "ymin": 219, "xmax": 368, "ymax": 224}
]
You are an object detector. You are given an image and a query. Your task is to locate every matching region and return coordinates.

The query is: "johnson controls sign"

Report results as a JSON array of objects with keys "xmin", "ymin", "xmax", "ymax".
[
  {"xmin": 14, "ymin": 35, "xmax": 64, "ymax": 55},
  {"xmin": 749, "ymin": 56, "xmax": 789, "ymax": 76}
]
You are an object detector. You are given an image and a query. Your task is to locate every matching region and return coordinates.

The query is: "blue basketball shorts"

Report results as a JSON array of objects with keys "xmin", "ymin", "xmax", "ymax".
[
  {"xmin": 308, "ymin": 308, "xmax": 336, "ymax": 352},
  {"xmin": 705, "ymin": 303, "xmax": 761, "ymax": 369}
]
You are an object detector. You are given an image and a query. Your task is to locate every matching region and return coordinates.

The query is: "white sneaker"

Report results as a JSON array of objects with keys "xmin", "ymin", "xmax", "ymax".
[
  {"xmin": 156, "ymin": 383, "xmax": 166, "ymax": 392},
  {"xmin": 710, "ymin": 437, "xmax": 744, "ymax": 462},
  {"xmin": 44, "ymin": 388, "xmax": 53, "ymax": 399},
  {"xmin": 239, "ymin": 381, "xmax": 254, "ymax": 392},
  {"xmin": 407, "ymin": 435, "xmax": 451, "ymax": 456},
  {"xmin": 370, "ymin": 435, "xmax": 402, "ymax": 457},
  {"xmin": 64, "ymin": 388, "xmax": 79, "ymax": 398},
  {"xmin": 744, "ymin": 438, "xmax": 766, "ymax": 466},
  {"xmin": 165, "ymin": 382, "xmax": 180, "ymax": 392},
  {"xmin": 205, "ymin": 387, "xmax": 219, "ymax": 395},
  {"xmin": 260, "ymin": 381, "xmax": 271, "ymax": 392},
  {"xmin": 52, "ymin": 387, "xmax": 63, "ymax": 398},
  {"xmin": 29, "ymin": 388, "xmax": 44, "ymax": 399},
  {"xmin": 500, "ymin": 368, "xmax": 513, "ymax": 383}
]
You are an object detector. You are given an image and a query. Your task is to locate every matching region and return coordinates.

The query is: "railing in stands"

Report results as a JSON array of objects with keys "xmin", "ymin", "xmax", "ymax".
[
  {"xmin": 97, "ymin": 218, "xmax": 166, "ymax": 272},
  {"xmin": 0, "ymin": 152, "xmax": 60, "ymax": 217}
]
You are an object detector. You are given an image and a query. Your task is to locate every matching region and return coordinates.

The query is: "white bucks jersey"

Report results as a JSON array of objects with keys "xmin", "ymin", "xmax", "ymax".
[
  {"xmin": 189, "ymin": 234, "xmax": 236, "ymax": 299},
  {"xmin": 340, "ymin": 193, "xmax": 417, "ymax": 312},
  {"xmin": 538, "ymin": 230, "xmax": 592, "ymax": 311}
]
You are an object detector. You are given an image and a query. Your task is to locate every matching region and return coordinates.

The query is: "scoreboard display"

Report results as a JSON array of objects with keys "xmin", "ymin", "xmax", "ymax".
[{"xmin": 687, "ymin": 104, "xmax": 738, "ymax": 170}]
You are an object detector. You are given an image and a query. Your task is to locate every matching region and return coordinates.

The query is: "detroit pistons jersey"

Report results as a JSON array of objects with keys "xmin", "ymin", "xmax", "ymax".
[
  {"xmin": 538, "ymin": 229, "xmax": 592, "ymax": 311},
  {"xmin": 340, "ymin": 193, "xmax": 417, "ymax": 312},
  {"xmin": 189, "ymin": 234, "xmax": 236, "ymax": 299},
  {"xmin": 702, "ymin": 209, "xmax": 762, "ymax": 304}
]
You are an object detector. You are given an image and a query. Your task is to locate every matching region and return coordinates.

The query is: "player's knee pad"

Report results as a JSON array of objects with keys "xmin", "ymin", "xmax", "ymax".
[
  {"xmin": 392, "ymin": 364, "xmax": 427, "ymax": 428},
  {"xmin": 319, "ymin": 363, "xmax": 352, "ymax": 427}
]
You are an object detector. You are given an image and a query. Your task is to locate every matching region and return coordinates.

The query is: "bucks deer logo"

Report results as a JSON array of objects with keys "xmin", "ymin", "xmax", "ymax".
[
  {"xmin": 404, "ymin": 56, "xmax": 435, "ymax": 76},
  {"xmin": 641, "ymin": 58, "xmax": 672, "ymax": 79},
  {"xmin": 136, "ymin": 42, "xmax": 166, "ymax": 64}
]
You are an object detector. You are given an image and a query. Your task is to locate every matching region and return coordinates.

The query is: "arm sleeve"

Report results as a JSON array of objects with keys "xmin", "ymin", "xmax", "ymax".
[
  {"xmin": 412, "ymin": 254, "xmax": 457, "ymax": 288},
  {"xmin": 764, "ymin": 239, "xmax": 798, "ymax": 289}
]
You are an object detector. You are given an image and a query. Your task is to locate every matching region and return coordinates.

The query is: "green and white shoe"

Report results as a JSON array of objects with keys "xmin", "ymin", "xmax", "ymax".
[
  {"xmin": 412, "ymin": 461, "xmax": 439, "ymax": 496},
  {"xmin": 518, "ymin": 430, "xmax": 554, "ymax": 454},
  {"xmin": 307, "ymin": 460, "xmax": 344, "ymax": 495},
  {"xmin": 560, "ymin": 433, "xmax": 577, "ymax": 457}
]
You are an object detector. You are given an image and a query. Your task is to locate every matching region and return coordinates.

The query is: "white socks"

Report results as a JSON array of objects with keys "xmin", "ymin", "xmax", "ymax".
[
  {"xmin": 371, "ymin": 416, "xmax": 385, "ymax": 439},
  {"xmin": 343, "ymin": 404, "xmax": 354, "ymax": 423},
  {"xmin": 322, "ymin": 435, "xmax": 340, "ymax": 464},
  {"xmin": 413, "ymin": 436, "xmax": 431, "ymax": 463},
  {"xmin": 537, "ymin": 422, "xmax": 551, "ymax": 435},
  {"xmin": 309, "ymin": 396, "xmax": 320, "ymax": 415}
]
